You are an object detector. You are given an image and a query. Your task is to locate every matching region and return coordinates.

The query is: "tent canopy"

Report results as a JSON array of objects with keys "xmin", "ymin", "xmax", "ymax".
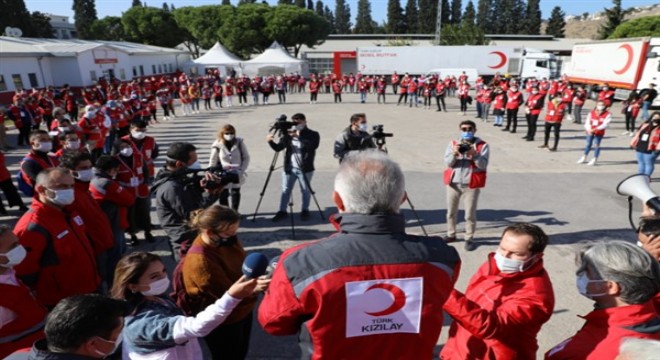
[
  {"xmin": 193, "ymin": 42, "xmax": 241, "ymax": 66},
  {"xmin": 245, "ymin": 41, "xmax": 304, "ymax": 64}
]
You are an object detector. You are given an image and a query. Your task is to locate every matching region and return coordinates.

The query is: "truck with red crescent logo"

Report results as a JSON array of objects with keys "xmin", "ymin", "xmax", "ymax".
[
  {"xmin": 356, "ymin": 46, "xmax": 558, "ymax": 80},
  {"xmin": 565, "ymin": 37, "xmax": 660, "ymax": 106}
]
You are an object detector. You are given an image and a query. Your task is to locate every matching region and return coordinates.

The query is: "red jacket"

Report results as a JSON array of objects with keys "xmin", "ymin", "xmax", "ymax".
[
  {"xmin": 506, "ymin": 90, "xmax": 523, "ymax": 109},
  {"xmin": 526, "ymin": 93, "xmax": 545, "ymax": 116},
  {"xmin": 13, "ymin": 200, "xmax": 100, "ymax": 307},
  {"xmin": 545, "ymin": 101, "xmax": 568, "ymax": 123},
  {"xmin": 115, "ymin": 149, "xmax": 149, "ymax": 198},
  {"xmin": 545, "ymin": 300, "xmax": 660, "ymax": 360},
  {"xmin": 586, "ymin": 110, "xmax": 611, "ymax": 136},
  {"xmin": 72, "ymin": 181, "xmax": 114, "ymax": 255},
  {"xmin": 441, "ymin": 254, "xmax": 554, "ymax": 360},
  {"xmin": 258, "ymin": 214, "xmax": 461, "ymax": 360},
  {"xmin": 90, "ymin": 171, "xmax": 135, "ymax": 230},
  {"xmin": 598, "ymin": 90, "xmax": 615, "ymax": 107},
  {"xmin": 493, "ymin": 93, "xmax": 506, "ymax": 110},
  {"xmin": 123, "ymin": 135, "xmax": 158, "ymax": 178}
]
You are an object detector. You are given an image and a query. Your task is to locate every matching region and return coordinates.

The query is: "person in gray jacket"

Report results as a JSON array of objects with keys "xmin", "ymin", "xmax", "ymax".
[
  {"xmin": 152, "ymin": 142, "xmax": 221, "ymax": 261},
  {"xmin": 209, "ymin": 124, "xmax": 250, "ymax": 211},
  {"xmin": 443, "ymin": 120, "xmax": 489, "ymax": 251}
]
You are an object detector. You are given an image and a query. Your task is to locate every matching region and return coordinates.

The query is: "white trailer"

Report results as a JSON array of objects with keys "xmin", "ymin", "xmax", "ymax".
[
  {"xmin": 356, "ymin": 46, "xmax": 558, "ymax": 79},
  {"xmin": 565, "ymin": 37, "xmax": 660, "ymax": 106}
]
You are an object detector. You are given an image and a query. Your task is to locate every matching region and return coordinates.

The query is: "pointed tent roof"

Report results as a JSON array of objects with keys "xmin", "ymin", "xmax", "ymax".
[
  {"xmin": 193, "ymin": 42, "xmax": 241, "ymax": 66},
  {"xmin": 245, "ymin": 41, "xmax": 304, "ymax": 64}
]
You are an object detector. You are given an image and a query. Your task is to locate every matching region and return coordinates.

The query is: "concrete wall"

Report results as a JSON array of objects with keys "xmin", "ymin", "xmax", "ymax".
[{"xmin": 0, "ymin": 57, "xmax": 48, "ymax": 91}]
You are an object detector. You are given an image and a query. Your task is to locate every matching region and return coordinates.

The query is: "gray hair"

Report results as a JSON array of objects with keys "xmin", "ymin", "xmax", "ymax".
[
  {"xmin": 52, "ymin": 107, "xmax": 65, "ymax": 116},
  {"xmin": 618, "ymin": 338, "xmax": 660, "ymax": 360},
  {"xmin": 35, "ymin": 167, "xmax": 70, "ymax": 189},
  {"xmin": 578, "ymin": 240, "xmax": 660, "ymax": 304},
  {"xmin": 334, "ymin": 150, "xmax": 405, "ymax": 214}
]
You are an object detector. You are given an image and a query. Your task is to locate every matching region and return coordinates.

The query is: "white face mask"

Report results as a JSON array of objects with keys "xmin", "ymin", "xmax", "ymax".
[
  {"xmin": 74, "ymin": 169, "xmax": 94, "ymax": 182},
  {"xmin": 120, "ymin": 148, "xmax": 133, "ymax": 157},
  {"xmin": 596, "ymin": 105, "xmax": 605, "ymax": 111},
  {"xmin": 532, "ymin": 91, "xmax": 539, "ymax": 95},
  {"xmin": 58, "ymin": 127, "xmax": 70, "ymax": 133},
  {"xmin": 358, "ymin": 123, "xmax": 368, "ymax": 132},
  {"xmin": 46, "ymin": 188, "xmax": 75, "ymax": 206},
  {"xmin": 141, "ymin": 277, "xmax": 170, "ymax": 296},
  {"xmin": 34, "ymin": 141, "xmax": 52, "ymax": 153},
  {"xmin": 576, "ymin": 272, "xmax": 608, "ymax": 299},
  {"xmin": 187, "ymin": 161, "xmax": 202, "ymax": 170},
  {"xmin": 295, "ymin": 124, "xmax": 306, "ymax": 131},
  {"xmin": 131, "ymin": 131, "xmax": 146, "ymax": 140},
  {"xmin": 223, "ymin": 134, "xmax": 235, "ymax": 141},
  {"xmin": 66, "ymin": 140, "xmax": 81, "ymax": 150},
  {"xmin": 494, "ymin": 252, "xmax": 535, "ymax": 273},
  {"xmin": 0, "ymin": 245, "xmax": 27, "ymax": 268},
  {"xmin": 93, "ymin": 330, "xmax": 123, "ymax": 358}
]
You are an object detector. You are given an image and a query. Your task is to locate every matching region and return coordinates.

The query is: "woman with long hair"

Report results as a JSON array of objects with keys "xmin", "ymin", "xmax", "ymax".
[{"xmin": 208, "ymin": 124, "xmax": 250, "ymax": 211}]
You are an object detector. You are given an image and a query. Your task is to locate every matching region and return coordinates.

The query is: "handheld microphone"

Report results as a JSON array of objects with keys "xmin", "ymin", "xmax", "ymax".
[{"xmin": 242, "ymin": 253, "xmax": 269, "ymax": 279}]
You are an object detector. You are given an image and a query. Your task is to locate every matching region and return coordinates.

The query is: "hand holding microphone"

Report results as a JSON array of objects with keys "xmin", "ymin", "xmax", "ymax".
[{"xmin": 228, "ymin": 253, "xmax": 273, "ymax": 298}]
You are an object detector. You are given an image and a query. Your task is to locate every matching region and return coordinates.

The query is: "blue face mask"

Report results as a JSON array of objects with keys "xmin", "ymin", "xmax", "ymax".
[{"xmin": 461, "ymin": 131, "xmax": 475, "ymax": 140}]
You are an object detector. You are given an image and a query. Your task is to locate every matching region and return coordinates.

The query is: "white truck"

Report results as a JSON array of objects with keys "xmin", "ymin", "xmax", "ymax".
[
  {"xmin": 565, "ymin": 37, "xmax": 660, "ymax": 106},
  {"xmin": 356, "ymin": 46, "xmax": 558, "ymax": 80}
]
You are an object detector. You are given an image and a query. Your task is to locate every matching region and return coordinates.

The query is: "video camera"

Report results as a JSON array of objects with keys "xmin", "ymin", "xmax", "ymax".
[
  {"xmin": 184, "ymin": 165, "xmax": 241, "ymax": 190},
  {"xmin": 458, "ymin": 142, "xmax": 472, "ymax": 154},
  {"xmin": 269, "ymin": 114, "xmax": 297, "ymax": 134},
  {"xmin": 372, "ymin": 124, "xmax": 393, "ymax": 146}
]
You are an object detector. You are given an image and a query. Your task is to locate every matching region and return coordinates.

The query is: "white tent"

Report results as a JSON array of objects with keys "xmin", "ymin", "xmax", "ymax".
[
  {"xmin": 243, "ymin": 41, "xmax": 306, "ymax": 76},
  {"xmin": 193, "ymin": 42, "xmax": 241, "ymax": 66}
]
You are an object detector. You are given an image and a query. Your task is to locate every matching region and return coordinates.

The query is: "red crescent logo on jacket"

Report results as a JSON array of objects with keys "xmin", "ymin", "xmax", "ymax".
[
  {"xmin": 364, "ymin": 283, "xmax": 407, "ymax": 316},
  {"xmin": 489, "ymin": 51, "xmax": 507, "ymax": 69},
  {"xmin": 613, "ymin": 44, "xmax": 634, "ymax": 75}
]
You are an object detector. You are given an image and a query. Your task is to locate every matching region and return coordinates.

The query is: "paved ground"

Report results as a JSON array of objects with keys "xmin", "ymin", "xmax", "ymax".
[{"xmin": 0, "ymin": 90, "xmax": 649, "ymax": 359}]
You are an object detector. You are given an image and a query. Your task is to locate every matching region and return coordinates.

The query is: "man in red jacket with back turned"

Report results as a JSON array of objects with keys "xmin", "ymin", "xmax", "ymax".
[
  {"xmin": 441, "ymin": 223, "xmax": 555, "ymax": 360},
  {"xmin": 259, "ymin": 150, "xmax": 461, "ymax": 360}
]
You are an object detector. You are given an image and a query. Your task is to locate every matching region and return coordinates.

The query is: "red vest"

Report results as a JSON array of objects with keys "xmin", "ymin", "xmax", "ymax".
[
  {"xmin": 21, "ymin": 151, "xmax": 59, "ymax": 187},
  {"xmin": 123, "ymin": 135, "xmax": 156, "ymax": 178},
  {"xmin": 443, "ymin": 140, "xmax": 487, "ymax": 189},
  {"xmin": 587, "ymin": 110, "xmax": 610, "ymax": 136},
  {"xmin": 493, "ymin": 94, "xmax": 506, "ymax": 110},
  {"xmin": 0, "ymin": 280, "xmax": 47, "ymax": 359},
  {"xmin": 116, "ymin": 149, "xmax": 148, "ymax": 198},
  {"xmin": 506, "ymin": 91, "xmax": 522, "ymax": 109},
  {"xmin": 561, "ymin": 89, "xmax": 574, "ymax": 103},
  {"xmin": 526, "ymin": 94, "xmax": 545, "ymax": 115},
  {"xmin": 545, "ymin": 101, "xmax": 567, "ymax": 123}
]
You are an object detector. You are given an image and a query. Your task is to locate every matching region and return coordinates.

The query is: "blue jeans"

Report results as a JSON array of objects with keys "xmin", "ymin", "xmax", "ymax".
[
  {"xmin": 584, "ymin": 134, "xmax": 603, "ymax": 158},
  {"xmin": 280, "ymin": 168, "xmax": 314, "ymax": 212},
  {"xmin": 495, "ymin": 114, "xmax": 503, "ymax": 125},
  {"xmin": 360, "ymin": 92, "xmax": 367, "ymax": 103},
  {"xmin": 642, "ymin": 101, "xmax": 651, "ymax": 120},
  {"xmin": 636, "ymin": 151, "xmax": 658, "ymax": 176}
]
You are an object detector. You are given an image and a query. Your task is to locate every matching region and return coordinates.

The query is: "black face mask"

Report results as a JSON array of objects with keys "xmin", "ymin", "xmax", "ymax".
[{"xmin": 211, "ymin": 235, "xmax": 238, "ymax": 247}]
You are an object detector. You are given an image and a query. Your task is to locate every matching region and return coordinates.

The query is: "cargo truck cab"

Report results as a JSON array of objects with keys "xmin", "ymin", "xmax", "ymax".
[
  {"xmin": 638, "ymin": 38, "xmax": 660, "ymax": 107},
  {"xmin": 521, "ymin": 50, "xmax": 559, "ymax": 79}
]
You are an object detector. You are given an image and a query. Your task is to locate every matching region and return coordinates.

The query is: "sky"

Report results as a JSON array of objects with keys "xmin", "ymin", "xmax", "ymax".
[{"xmin": 23, "ymin": 0, "xmax": 660, "ymax": 25}]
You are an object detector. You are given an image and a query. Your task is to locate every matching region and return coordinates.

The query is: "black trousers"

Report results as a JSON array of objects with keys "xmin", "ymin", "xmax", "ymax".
[
  {"xmin": 625, "ymin": 111, "xmax": 638, "ymax": 132},
  {"xmin": 436, "ymin": 96, "xmax": 446, "ymax": 111},
  {"xmin": 219, "ymin": 188, "xmax": 241, "ymax": 211},
  {"xmin": 544, "ymin": 122, "xmax": 561, "ymax": 149},
  {"xmin": 128, "ymin": 196, "xmax": 152, "ymax": 235},
  {"xmin": 0, "ymin": 179, "xmax": 25, "ymax": 211},
  {"xmin": 17, "ymin": 125, "xmax": 30, "ymax": 146},
  {"xmin": 526, "ymin": 113, "xmax": 539, "ymax": 139},
  {"xmin": 460, "ymin": 97, "xmax": 468, "ymax": 112},
  {"xmin": 506, "ymin": 108, "xmax": 519, "ymax": 130},
  {"xmin": 397, "ymin": 93, "xmax": 408, "ymax": 104},
  {"xmin": 310, "ymin": 92, "xmax": 318, "ymax": 102},
  {"xmin": 204, "ymin": 312, "xmax": 253, "ymax": 360}
]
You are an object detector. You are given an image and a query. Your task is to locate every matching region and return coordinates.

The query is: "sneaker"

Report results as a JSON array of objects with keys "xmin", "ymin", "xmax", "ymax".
[
  {"xmin": 622, "ymin": 131, "xmax": 630, "ymax": 135},
  {"xmin": 630, "ymin": 132, "xmax": 634, "ymax": 137},
  {"xmin": 577, "ymin": 156, "xmax": 587, "ymax": 164},
  {"xmin": 538, "ymin": 144, "xmax": 548, "ymax": 148},
  {"xmin": 300, "ymin": 210, "xmax": 310, "ymax": 221},
  {"xmin": 548, "ymin": 147, "xmax": 557, "ymax": 152},
  {"xmin": 464, "ymin": 239, "xmax": 476, "ymax": 251},
  {"xmin": 271, "ymin": 211, "xmax": 288, "ymax": 222},
  {"xmin": 588, "ymin": 158, "xmax": 597, "ymax": 166},
  {"xmin": 126, "ymin": 234, "xmax": 138, "ymax": 247}
]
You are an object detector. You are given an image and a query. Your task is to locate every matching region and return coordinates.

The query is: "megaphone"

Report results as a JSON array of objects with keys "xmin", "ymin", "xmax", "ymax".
[{"xmin": 616, "ymin": 174, "xmax": 660, "ymax": 212}]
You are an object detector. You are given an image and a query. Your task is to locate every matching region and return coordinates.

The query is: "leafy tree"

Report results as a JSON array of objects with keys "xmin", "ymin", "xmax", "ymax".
[
  {"xmin": 26, "ymin": 12, "xmax": 54, "ymax": 38},
  {"xmin": 440, "ymin": 22, "xmax": 485, "ymax": 45},
  {"xmin": 73, "ymin": 0, "xmax": 98, "ymax": 39},
  {"xmin": 170, "ymin": 3, "xmax": 176, "ymax": 10},
  {"xmin": 354, "ymin": 0, "xmax": 375, "ymax": 33},
  {"xmin": 476, "ymin": 0, "xmax": 492, "ymax": 32},
  {"xmin": 162, "ymin": 2, "xmax": 169, "ymax": 11},
  {"xmin": 295, "ymin": 0, "xmax": 305, "ymax": 7},
  {"xmin": 121, "ymin": 5, "xmax": 184, "ymax": 47},
  {"xmin": 417, "ymin": 0, "xmax": 435, "ymax": 33},
  {"xmin": 264, "ymin": 5, "xmax": 331, "ymax": 56},
  {"xmin": 525, "ymin": 0, "xmax": 541, "ymax": 34},
  {"xmin": 89, "ymin": 16, "xmax": 125, "ymax": 40},
  {"xmin": 315, "ymin": 0, "xmax": 324, "ymax": 15},
  {"xmin": 132, "ymin": 0, "xmax": 141, "ymax": 6},
  {"xmin": 441, "ymin": 0, "xmax": 450, "ymax": 25},
  {"xmin": 386, "ymin": 0, "xmax": 405, "ymax": 33},
  {"xmin": 598, "ymin": 0, "xmax": 632, "ymax": 39},
  {"xmin": 219, "ymin": 3, "xmax": 271, "ymax": 57},
  {"xmin": 546, "ymin": 6, "xmax": 566, "ymax": 38},
  {"xmin": 404, "ymin": 0, "xmax": 418, "ymax": 33},
  {"xmin": 450, "ymin": 0, "xmax": 461, "ymax": 24},
  {"xmin": 222, "ymin": 0, "xmax": 231, "ymax": 4},
  {"xmin": 278, "ymin": 0, "xmax": 293, "ymax": 4},
  {"xmin": 609, "ymin": 15, "xmax": 660, "ymax": 38},
  {"xmin": 0, "ymin": 0, "xmax": 57, "ymax": 38},
  {"xmin": 172, "ymin": 5, "xmax": 232, "ymax": 53},
  {"xmin": 334, "ymin": 0, "xmax": 352, "ymax": 33},
  {"xmin": 512, "ymin": 0, "xmax": 526, "ymax": 33},
  {"xmin": 323, "ymin": 5, "xmax": 335, "ymax": 33},
  {"xmin": 582, "ymin": 12, "xmax": 589, "ymax": 20},
  {"xmin": 462, "ymin": 0, "xmax": 476, "ymax": 26}
]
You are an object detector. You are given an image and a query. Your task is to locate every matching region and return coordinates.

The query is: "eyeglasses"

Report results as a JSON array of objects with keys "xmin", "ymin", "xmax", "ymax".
[{"xmin": 461, "ymin": 127, "xmax": 474, "ymax": 131}]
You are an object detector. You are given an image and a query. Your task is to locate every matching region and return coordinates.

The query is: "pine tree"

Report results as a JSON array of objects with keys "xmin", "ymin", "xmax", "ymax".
[
  {"xmin": 354, "ymin": 0, "xmax": 375, "ymax": 33},
  {"xmin": 511, "ymin": 0, "xmax": 526, "ymax": 33},
  {"xmin": 335, "ymin": 0, "xmax": 352, "ymax": 33},
  {"xmin": 441, "ymin": 0, "xmax": 450, "ymax": 26},
  {"xmin": 417, "ymin": 0, "xmax": 435, "ymax": 33},
  {"xmin": 315, "ymin": 0, "xmax": 324, "ymax": 16},
  {"xmin": 546, "ymin": 6, "xmax": 566, "ymax": 38},
  {"xmin": 307, "ymin": 0, "xmax": 314, "ymax": 10},
  {"xmin": 324, "ymin": 5, "xmax": 336, "ymax": 33},
  {"xmin": 72, "ymin": 0, "xmax": 98, "ymax": 39},
  {"xmin": 131, "ymin": 0, "xmax": 141, "ymax": 6},
  {"xmin": 450, "ymin": 0, "xmax": 461, "ymax": 24},
  {"xmin": 162, "ymin": 2, "xmax": 168, "ymax": 11},
  {"xmin": 463, "ymin": 0, "xmax": 476, "ymax": 25},
  {"xmin": 278, "ymin": 0, "xmax": 293, "ymax": 4},
  {"xmin": 295, "ymin": 0, "xmax": 305, "ymax": 7},
  {"xmin": 0, "ymin": 0, "xmax": 32, "ymax": 35},
  {"xmin": 386, "ymin": 0, "xmax": 405, "ymax": 33},
  {"xmin": 502, "ymin": 0, "xmax": 517, "ymax": 34},
  {"xmin": 170, "ymin": 3, "xmax": 176, "ymax": 10},
  {"xmin": 525, "ymin": 0, "xmax": 541, "ymax": 34},
  {"xmin": 404, "ymin": 0, "xmax": 418, "ymax": 33},
  {"xmin": 598, "ymin": 0, "xmax": 631, "ymax": 39},
  {"xmin": 476, "ymin": 0, "xmax": 491, "ymax": 33}
]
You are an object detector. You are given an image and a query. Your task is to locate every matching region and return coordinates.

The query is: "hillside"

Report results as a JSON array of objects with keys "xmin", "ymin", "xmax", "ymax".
[{"xmin": 542, "ymin": 4, "xmax": 660, "ymax": 39}]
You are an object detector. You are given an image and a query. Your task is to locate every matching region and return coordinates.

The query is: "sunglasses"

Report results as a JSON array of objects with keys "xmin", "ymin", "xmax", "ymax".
[{"xmin": 461, "ymin": 127, "xmax": 474, "ymax": 131}]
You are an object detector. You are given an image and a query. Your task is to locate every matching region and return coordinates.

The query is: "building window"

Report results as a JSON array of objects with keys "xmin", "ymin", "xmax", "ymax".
[
  {"xmin": 158, "ymin": 65, "xmax": 162, "ymax": 74},
  {"xmin": 152, "ymin": 65, "xmax": 156, "ymax": 74},
  {"xmin": 27, "ymin": 73, "xmax": 38, "ymax": 88},
  {"xmin": 139, "ymin": 65, "xmax": 144, "ymax": 76},
  {"xmin": 163, "ymin": 64, "xmax": 167, "ymax": 73},
  {"xmin": 119, "ymin": 68, "xmax": 126, "ymax": 80},
  {"xmin": 308, "ymin": 58, "xmax": 333, "ymax": 75},
  {"xmin": 0, "ymin": 75, "xmax": 6, "ymax": 91},
  {"xmin": 132, "ymin": 66, "xmax": 137, "ymax": 77},
  {"xmin": 90, "ymin": 70, "xmax": 98, "ymax": 82},
  {"xmin": 11, "ymin": 74, "xmax": 23, "ymax": 91},
  {"xmin": 169, "ymin": 64, "xmax": 173, "ymax": 72}
]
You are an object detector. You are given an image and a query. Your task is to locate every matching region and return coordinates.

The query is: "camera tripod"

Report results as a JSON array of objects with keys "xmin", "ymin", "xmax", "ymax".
[{"xmin": 251, "ymin": 130, "xmax": 325, "ymax": 239}]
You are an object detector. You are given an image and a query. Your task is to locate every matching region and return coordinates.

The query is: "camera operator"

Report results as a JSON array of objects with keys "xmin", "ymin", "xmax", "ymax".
[
  {"xmin": 266, "ymin": 113, "xmax": 320, "ymax": 222},
  {"xmin": 444, "ymin": 120, "xmax": 490, "ymax": 251},
  {"xmin": 152, "ymin": 142, "xmax": 222, "ymax": 261},
  {"xmin": 333, "ymin": 113, "xmax": 377, "ymax": 162}
]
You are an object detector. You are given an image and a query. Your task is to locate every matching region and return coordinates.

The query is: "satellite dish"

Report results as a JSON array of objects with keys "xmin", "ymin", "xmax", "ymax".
[
  {"xmin": 4, "ymin": 27, "xmax": 23, "ymax": 38},
  {"xmin": 13, "ymin": 28, "xmax": 22, "ymax": 37},
  {"xmin": 4, "ymin": 26, "xmax": 11, "ymax": 36}
]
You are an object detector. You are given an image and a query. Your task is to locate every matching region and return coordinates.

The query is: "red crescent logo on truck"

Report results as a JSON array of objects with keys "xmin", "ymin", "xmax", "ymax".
[
  {"xmin": 613, "ymin": 44, "xmax": 634, "ymax": 75},
  {"xmin": 489, "ymin": 51, "xmax": 507, "ymax": 69},
  {"xmin": 363, "ymin": 283, "xmax": 406, "ymax": 317}
]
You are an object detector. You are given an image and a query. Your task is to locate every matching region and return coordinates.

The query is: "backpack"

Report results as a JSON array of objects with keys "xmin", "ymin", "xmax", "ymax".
[
  {"xmin": 16, "ymin": 158, "xmax": 35, "ymax": 197},
  {"xmin": 170, "ymin": 240, "xmax": 211, "ymax": 316}
]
